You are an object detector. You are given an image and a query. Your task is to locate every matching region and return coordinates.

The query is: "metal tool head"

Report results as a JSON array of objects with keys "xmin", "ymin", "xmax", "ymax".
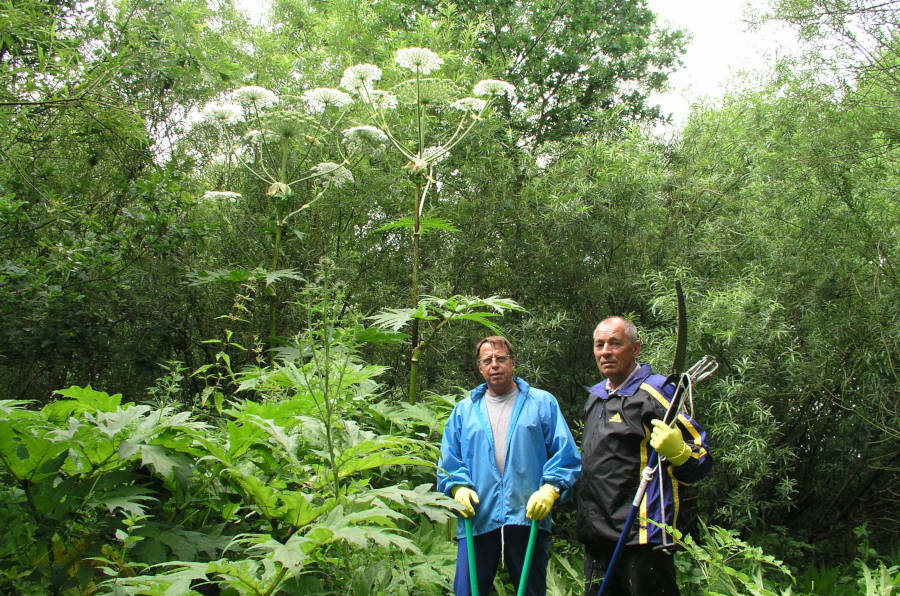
[
  {"xmin": 662, "ymin": 356, "xmax": 718, "ymax": 426},
  {"xmin": 687, "ymin": 356, "xmax": 718, "ymax": 384}
]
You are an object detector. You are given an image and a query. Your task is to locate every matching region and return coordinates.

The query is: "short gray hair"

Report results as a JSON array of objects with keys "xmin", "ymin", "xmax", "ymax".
[{"xmin": 594, "ymin": 317, "xmax": 639, "ymax": 343}]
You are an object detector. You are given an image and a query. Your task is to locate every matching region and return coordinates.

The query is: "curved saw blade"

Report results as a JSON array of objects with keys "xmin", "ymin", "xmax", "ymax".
[{"xmin": 672, "ymin": 279, "xmax": 687, "ymax": 374}]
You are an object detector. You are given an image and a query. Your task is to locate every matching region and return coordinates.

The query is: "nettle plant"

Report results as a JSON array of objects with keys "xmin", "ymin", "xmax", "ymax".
[{"xmin": 339, "ymin": 48, "xmax": 523, "ymax": 403}]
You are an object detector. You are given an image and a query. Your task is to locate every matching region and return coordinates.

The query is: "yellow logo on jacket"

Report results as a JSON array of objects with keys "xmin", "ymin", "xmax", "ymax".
[{"xmin": 608, "ymin": 412, "xmax": 623, "ymax": 423}]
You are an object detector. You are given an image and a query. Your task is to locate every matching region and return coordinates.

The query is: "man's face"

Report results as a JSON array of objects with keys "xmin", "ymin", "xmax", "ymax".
[
  {"xmin": 593, "ymin": 319, "xmax": 641, "ymax": 388},
  {"xmin": 477, "ymin": 341, "xmax": 516, "ymax": 394}
]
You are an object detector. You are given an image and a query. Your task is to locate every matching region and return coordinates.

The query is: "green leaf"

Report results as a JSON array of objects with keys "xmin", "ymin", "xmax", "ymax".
[
  {"xmin": 52, "ymin": 385, "xmax": 124, "ymax": 413},
  {"xmin": 277, "ymin": 491, "xmax": 328, "ymax": 527},
  {"xmin": 251, "ymin": 534, "xmax": 312, "ymax": 570},
  {"xmin": 350, "ymin": 326, "xmax": 410, "ymax": 345},
  {"xmin": 262, "ymin": 268, "xmax": 305, "ymax": 287},
  {"xmin": 374, "ymin": 216, "xmax": 460, "ymax": 235},
  {"xmin": 452, "ymin": 312, "xmax": 503, "ymax": 334},
  {"xmin": 367, "ymin": 305, "xmax": 436, "ymax": 331},
  {"xmin": 99, "ymin": 486, "xmax": 158, "ymax": 517},
  {"xmin": 139, "ymin": 444, "xmax": 192, "ymax": 479},
  {"xmin": 229, "ymin": 472, "xmax": 279, "ymax": 519},
  {"xmin": 366, "ymin": 307, "xmax": 419, "ymax": 332},
  {"xmin": 0, "ymin": 418, "xmax": 70, "ymax": 481},
  {"xmin": 185, "ymin": 268, "xmax": 256, "ymax": 285},
  {"xmin": 154, "ymin": 527, "xmax": 231, "ymax": 560},
  {"xmin": 313, "ymin": 504, "xmax": 420, "ymax": 554},
  {"xmin": 84, "ymin": 405, "xmax": 152, "ymax": 438},
  {"xmin": 99, "ymin": 561, "xmax": 209, "ymax": 595},
  {"xmin": 362, "ymin": 484, "xmax": 457, "ymax": 524},
  {"xmin": 336, "ymin": 436, "xmax": 428, "ymax": 478}
]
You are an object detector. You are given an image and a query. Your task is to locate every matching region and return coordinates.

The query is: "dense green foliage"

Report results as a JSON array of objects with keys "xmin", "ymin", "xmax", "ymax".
[{"xmin": 1, "ymin": 0, "xmax": 898, "ymax": 593}]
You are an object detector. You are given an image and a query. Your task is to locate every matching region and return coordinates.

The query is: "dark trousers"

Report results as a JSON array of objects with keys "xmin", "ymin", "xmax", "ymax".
[
  {"xmin": 454, "ymin": 525, "xmax": 550, "ymax": 596},
  {"xmin": 583, "ymin": 541, "xmax": 679, "ymax": 596}
]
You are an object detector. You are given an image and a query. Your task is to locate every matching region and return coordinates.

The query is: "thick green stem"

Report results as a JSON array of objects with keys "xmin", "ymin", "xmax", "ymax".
[
  {"xmin": 267, "ymin": 144, "xmax": 290, "ymax": 356},
  {"xmin": 268, "ymin": 222, "xmax": 281, "ymax": 354},
  {"xmin": 409, "ymin": 181, "xmax": 422, "ymax": 403},
  {"xmin": 319, "ymin": 314, "xmax": 342, "ymax": 499},
  {"xmin": 324, "ymin": 379, "xmax": 341, "ymax": 499},
  {"xmin": 262, "ymin": 567, "xmax": 288, "ymax": 596},
  {"xmin": 409, "ymin": 344, "xmax": 422, "ymax": 405}
]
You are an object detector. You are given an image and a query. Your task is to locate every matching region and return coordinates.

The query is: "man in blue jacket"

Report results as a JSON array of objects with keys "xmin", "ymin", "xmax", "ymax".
[
  {"xmin": 577, "ymin": 317, "xmax": 712, "ymax": 596},
  {"xmin": 438, "ymin": 335, "xmax": 582, "ymax": 596}
]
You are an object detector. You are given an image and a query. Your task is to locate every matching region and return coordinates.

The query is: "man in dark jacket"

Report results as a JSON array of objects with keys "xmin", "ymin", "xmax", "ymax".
[{"xmin": 577, "ymin": 317, "xmax": 712, "ymax": 596}]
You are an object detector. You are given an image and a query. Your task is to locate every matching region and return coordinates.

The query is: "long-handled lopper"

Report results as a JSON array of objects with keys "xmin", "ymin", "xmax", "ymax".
[{"xmin": 597, "ymin": 356, "xmax": 718, "ymax": 596}]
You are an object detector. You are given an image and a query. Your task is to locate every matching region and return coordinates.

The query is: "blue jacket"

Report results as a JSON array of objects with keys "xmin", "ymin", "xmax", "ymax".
[
  {"xmin": 438, "ymin": 377, "xmax": 582, "ymax": 538},
  {"xmin": 577, "ymin": 363, "xmax": 712, "ymax": 547}
]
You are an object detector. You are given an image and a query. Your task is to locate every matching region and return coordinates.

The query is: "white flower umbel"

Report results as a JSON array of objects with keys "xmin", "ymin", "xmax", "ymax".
[
  {"xmin": 312, "ymin": 162, "xmax": 354, "ymax": 188},
  {"xmin": 395, "ymin": 47, "xmax": 444, "ymax": 75},
  {"xmin": 231, "ymin": 86, "xmax": 278, "ymax": 108},
  {"xmin": 473, "ymin": 79, "xmax": 516, "ymax": 99},
  {"xmin": 301, "ymin": 87, "xmax": 353, "ymax": 114},
  {"xmin": 364, "ymin": 90, "xmax": 399, "ymax": 111},
  {"xmin": 342, "ymin": 125, "xmax": 389, "ymax": 154},
  {"xmin": 264, "ymin": 112, "xmax": 307, "ymax": 141},
  {"xmin": 202, "ymin": 190, "xmax": 242, "ymax": 202},
  {"xmin": 200, "ymin": 101, "xmax": 243, "ymax": 125},
  {"xmin": 450, "ymin": 97, "xmax": 487, "ymax": 113},
  {"xmin": 340, "ymin": 64, "xmax": 382, "ymax": 94}
]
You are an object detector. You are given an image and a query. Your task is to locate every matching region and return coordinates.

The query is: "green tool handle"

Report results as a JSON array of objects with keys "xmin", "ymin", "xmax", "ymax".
[
  {"xmin": 464, "ymin": 517, "xmax": 479, "ymax": 596},
  {"xmin": 517, "ymin": 519, "xmax": 538, "ymax": 596}
]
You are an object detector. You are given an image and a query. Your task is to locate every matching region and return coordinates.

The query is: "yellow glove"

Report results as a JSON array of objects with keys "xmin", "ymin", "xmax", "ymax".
[
  {"xmin": 451, "ymin": 486, "xmax": 479, "ymax": 518},
  {"xmin": 650, "ymin": 419, "xmax": 692, "ymax": 466},
  {"xmin": 525, "ymin": 484, "xmax": 560, "ymax": 521}
]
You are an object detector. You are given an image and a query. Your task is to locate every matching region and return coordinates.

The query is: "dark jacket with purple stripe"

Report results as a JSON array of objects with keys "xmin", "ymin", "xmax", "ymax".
[{"xmin": 576, "ymin": 363, "xmax": 712, "ymax": 548}]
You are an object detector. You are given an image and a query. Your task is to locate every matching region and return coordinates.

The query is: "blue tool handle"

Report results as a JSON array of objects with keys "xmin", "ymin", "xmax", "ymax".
[{"xmin": 598, "ymin": 451, "xmax": 659, "ymax": 596}]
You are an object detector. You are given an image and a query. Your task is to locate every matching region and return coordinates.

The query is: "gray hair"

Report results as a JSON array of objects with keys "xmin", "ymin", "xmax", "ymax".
[{"xmin": 594, "ymin": 317, "xmax": 639, "ymax": 343}]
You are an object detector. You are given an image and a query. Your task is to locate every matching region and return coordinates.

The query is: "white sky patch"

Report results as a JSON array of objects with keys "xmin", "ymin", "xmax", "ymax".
[
  {"xmin": 646, "ymin": 0, "xmax": 802, "ymax": 129},
  {"xmin": 234, "ymin": 0, "xmax": 271, "ymax": 26}
]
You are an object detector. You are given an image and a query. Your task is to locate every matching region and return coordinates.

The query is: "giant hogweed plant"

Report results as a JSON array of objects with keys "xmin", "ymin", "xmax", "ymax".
[
  {"xmin": 189, "ymin": 49, "xmax": 519, "ymax": 388},
  {"xmin": 189, "ymin": 49, "xmax": 520, "ymax": 399},
  {"xmin": 0, "ymin": 287, "xmax": 462, "ymax": 594},
  {"xmin": 340, "ymin": 49, "xmax": 521, "ymax": 403},
  {"xmin": 190, "ymin": 81, "xmax": 377, "ymax": 353}
]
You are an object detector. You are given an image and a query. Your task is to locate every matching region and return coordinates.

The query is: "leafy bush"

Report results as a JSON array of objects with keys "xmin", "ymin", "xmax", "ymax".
[
  {"xmin": 0, "ymin": 312, "xmax": 462, "ymax": 594},
  {"xmin": 670, "ymin": 521, "xmax": 900, "ymax": 596}
]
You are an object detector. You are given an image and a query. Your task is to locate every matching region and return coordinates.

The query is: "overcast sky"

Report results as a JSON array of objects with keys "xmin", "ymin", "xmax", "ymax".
[{"xmin": 646, "ymin": 0, "xmax": 802, "ymax": 126}]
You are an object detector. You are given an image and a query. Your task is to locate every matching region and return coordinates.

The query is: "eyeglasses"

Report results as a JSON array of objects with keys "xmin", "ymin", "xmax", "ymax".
[{"xmin": 478, "ymin": 355, "xmax": 511, "ymax": 367}]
